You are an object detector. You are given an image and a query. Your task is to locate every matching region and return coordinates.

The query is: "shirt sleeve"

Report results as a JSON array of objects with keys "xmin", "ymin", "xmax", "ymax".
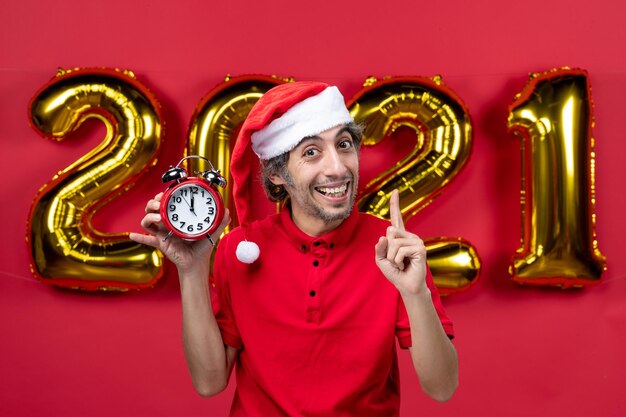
[
  {"xmin": 211, "ymin": 236, "xmax": 243, "ymax": 349},
  {"xmin": 396, "ymin": 265, "xmax": 455, "ymax": 349}
]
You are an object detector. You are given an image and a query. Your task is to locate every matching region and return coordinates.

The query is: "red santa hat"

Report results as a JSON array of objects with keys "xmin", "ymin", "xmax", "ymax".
[{"xmin": 230, "ymin": 81, "xmax": 354, "ymax": 263}]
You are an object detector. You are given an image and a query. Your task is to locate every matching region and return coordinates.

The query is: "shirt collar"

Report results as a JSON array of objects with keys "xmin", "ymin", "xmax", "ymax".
[{"xmin": 278, "ymin": 204, "xmax": 360, "ymax": 253}]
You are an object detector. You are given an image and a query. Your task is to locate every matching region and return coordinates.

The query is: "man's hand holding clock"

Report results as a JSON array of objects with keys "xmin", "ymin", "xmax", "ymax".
[
  {"xmin": 129, "ymin": 192, "xmax": 230, "ymax": 276},
  {"xmin": 129, "ymin": 156, "xmax": 230, "ymax": 276}
]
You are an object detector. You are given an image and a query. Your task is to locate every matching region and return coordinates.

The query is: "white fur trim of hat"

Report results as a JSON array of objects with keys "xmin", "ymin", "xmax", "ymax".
[{"xmin": 250, "ymin": 86, "xmax": 354, "ymax": 160}]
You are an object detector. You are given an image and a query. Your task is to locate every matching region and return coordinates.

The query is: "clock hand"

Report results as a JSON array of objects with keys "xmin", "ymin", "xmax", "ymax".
[
  {"xmin": 191, "ymin": 199, "xmax": 197, "ymax": 216},
  {"xmin": 179, "ymin": 192, "xmax": 198, "ymax": 217},
  {"xmin": 180, "ymin": 194, "xmax": 197, "ymax": 215},
  {"xmin": 180, "ymin": 194, "xmax": 191, "ymax": 208}
]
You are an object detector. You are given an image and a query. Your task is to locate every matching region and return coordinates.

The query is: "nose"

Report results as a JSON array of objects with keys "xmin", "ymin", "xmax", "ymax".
[{"xmin": 323, "ymin": 148, "xmax": 348, "ymax": 178}]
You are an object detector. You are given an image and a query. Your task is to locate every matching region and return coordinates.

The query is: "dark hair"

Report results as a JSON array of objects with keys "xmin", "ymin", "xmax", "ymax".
[{"xmin": 260, "ymin": 122, "xmax": 364, "ymax": 202}]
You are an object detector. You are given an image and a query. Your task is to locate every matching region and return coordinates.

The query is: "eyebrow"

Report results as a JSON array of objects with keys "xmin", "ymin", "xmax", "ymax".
[{"xmin": 300, "ymin": 126, "xmax": 352, "ymax": 144}]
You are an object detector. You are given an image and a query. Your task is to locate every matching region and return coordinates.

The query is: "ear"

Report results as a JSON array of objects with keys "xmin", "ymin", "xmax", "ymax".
[{"xmin": 269, "ymin": 172, "xmax": 287, "ymax": 186}]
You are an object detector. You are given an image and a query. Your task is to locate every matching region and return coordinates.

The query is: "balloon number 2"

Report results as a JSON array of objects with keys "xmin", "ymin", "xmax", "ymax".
[
  {"xmin": 349, "ymin": 76, "xmax": 480, "ymax": 295},
  {"xmin": 27, "ymin": 68, "xmax": 163, "ymax": 291},
  {"xmin": 26, "ymin": 67, "xmax": 606, "ymax": 291}
]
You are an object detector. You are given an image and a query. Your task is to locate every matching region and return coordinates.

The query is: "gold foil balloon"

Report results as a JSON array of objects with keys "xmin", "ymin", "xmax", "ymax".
[
  {"xmin": 349, "ymin": 76, "xmax": 479, "ymax": 294},
  {"xmin": 424, "ymin": 237, "xmax": 481, "ymax": 294},
  {"xmin": 508, "ymin": 68, "xmax": 606, "ymax": 287},
  {"xmin": 27, "ymin": 68, "xmax": 163, "ymax": 290},
  {"xmin": 351, "ymin": 76, "xmax": 473, "ymax": 219},
  {"xmin": 186, "ymin": 74, "xmax": 288, "ymax": 231}
]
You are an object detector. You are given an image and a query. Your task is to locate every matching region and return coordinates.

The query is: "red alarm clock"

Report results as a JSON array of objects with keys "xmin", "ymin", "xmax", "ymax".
[{"xmin": 160, "ymin": 156, "xmax": 226, "ymax": 242}]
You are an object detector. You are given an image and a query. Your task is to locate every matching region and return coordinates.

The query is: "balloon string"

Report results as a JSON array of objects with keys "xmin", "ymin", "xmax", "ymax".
[
  {"xmin": 596, "ymin": 273, "xmax": 626, "ymax": 286},
  {"xmin": 0, "ymin": 270, "xmax": 39, "ymax": 283}
]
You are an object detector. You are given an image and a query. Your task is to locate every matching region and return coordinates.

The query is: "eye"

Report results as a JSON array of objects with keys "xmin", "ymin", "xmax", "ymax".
[
  {"xmin": 338, "ymin": 138, "xmax": 353, "ymax": 149},
  {"xmin": 303, "ymin": 147, "xmax": 319, "ymax": 157}
]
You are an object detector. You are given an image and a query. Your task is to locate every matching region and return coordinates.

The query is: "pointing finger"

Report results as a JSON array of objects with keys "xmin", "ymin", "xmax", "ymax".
[{"xmin": 390, "ymin": 189, "xmax": 405, "ymax": 231}]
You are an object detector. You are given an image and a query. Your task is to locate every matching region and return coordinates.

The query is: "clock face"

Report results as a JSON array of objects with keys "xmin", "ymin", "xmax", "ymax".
[{"xmin": 164, "ymin": 183, "xmax": 219, "ymax": 237}]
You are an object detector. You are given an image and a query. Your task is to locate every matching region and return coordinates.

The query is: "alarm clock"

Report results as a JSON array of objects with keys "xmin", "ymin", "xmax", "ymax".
[{"xmin": 160, "ymin": 155, "xmax": 226, "ymax": 242}]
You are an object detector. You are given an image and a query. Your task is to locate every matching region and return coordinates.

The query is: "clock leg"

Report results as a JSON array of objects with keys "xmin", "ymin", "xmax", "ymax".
[{"xmin": 162, "ymin": 230, "xmax": 173, "ymax": 242}]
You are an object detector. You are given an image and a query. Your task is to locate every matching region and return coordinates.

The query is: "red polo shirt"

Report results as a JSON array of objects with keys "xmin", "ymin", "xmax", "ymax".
[{"xmin": 212, "ymin": 207, "xmax": 453, "ymax": 417}]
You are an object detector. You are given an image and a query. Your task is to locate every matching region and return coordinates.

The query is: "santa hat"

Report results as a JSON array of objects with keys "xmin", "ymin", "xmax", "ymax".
[{"xmin": 231, "ymin": 81, "xmax": 354, "ymax": 263}]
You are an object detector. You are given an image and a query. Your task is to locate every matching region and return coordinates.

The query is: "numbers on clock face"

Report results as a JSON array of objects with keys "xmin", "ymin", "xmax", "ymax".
[{"xmin": 166, "ymin": 184, "xmax": 218, "ymax": 235}]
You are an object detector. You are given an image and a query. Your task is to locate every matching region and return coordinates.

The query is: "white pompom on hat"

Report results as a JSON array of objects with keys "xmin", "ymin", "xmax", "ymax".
[{"xmin": 230, "ymin": 81, "xmax": 354, "ymax": 263}]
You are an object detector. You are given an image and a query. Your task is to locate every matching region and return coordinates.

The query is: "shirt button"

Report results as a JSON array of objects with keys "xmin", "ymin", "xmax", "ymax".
[
  {"xmin": 313, "ymin": 260, "xmax": 319, "ymax": 267},
  {"xmin": 313, "ymin": 241, "xmax": 321, "ymax": 246},
  {"xmin": 329, "ymin": 243, "xmax": 335, "ymax": 249},
  {"xmin": 301, "ymin": 245, "xmax": 306, "ymax": 252},
  {"xmin": 309, "ymin": 290, "xmax": 316, "ymax": 297}
]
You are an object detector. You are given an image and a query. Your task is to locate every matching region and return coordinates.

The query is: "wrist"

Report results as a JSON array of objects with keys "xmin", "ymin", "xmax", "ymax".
[
  {"xmin": 400, "ymin": 285, "xmax": 432, "ymax": 306},
  {"xmin": 178, "ymin": 264, "xmax": 211, "ymax": 285}
]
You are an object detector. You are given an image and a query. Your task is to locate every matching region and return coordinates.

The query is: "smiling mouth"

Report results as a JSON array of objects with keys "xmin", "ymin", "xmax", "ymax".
[{"xmin": 315, "ymin": 182, "xmax": 349, "ymax": 198}]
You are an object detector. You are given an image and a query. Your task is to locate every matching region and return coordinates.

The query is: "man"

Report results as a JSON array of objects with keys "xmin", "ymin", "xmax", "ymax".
[{"xmin": 130, "ymin": 81, "xmax": 458, "ymax": 416}]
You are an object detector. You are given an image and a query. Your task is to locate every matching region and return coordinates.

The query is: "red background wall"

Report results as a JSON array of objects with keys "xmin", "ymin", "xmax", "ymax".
[{"xmin": 1, "ymin": 1, "xmax": 625, "ymax": 416}]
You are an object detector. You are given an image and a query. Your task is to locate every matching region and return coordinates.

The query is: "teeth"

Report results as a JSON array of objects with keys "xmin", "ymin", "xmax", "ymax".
[{"xmin": 316, "ymin": 184, "xmax": 347, "ymax": 196}]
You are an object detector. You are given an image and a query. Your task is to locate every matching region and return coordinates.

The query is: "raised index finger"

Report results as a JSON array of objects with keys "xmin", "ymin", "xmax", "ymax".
[{"xmin": 390, "ymin": 189, "xmax": 405, "ymax": 231}]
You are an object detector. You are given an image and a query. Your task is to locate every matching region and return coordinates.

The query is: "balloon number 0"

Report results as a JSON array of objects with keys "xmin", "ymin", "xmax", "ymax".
[
  {"xmin": 186, "ymin": 74, "xmax": 288, "ymax": 233},
  {"xmin": 26, "ymin": 68, "xmax": 606, "ymax": 291}
]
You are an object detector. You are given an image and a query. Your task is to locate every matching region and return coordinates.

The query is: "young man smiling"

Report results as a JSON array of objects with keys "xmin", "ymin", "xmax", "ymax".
[
  {"xmin": 130, "ymin": 81, "xmax": 458, "ymax": 416},
  {"xmin": 268, "ymin": 124, "xmax": 359, "ymax": 235}
]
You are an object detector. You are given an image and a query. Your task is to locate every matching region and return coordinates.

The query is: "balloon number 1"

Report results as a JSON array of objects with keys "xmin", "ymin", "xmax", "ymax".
[
  {"xmin": 508, "ymin": 68, "xmax": 606, "ymax": 287},
  {"xmin": 26, "ymin": 67, "xmax": 606, "ymax": 291}
]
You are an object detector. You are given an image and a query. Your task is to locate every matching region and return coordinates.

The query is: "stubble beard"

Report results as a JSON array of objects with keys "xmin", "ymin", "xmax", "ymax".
[{"xmin": 283, "ymin": 169, "xmax": 358, "ymax": 224}]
